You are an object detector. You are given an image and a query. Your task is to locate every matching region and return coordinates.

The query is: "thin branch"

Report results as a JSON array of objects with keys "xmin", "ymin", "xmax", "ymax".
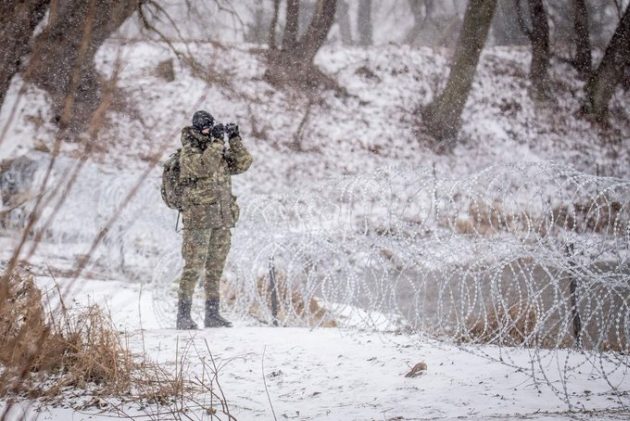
[
  {"xmin": 210, "ymin": 0, "xmax": 244, "ymax": 27},
  {"xmin": 0, "ymin": 0, "xmax": 100, "ymax": 300},
  {"xmin": 261, "ymin": 346, "xmax": 278, "ymax": 421},
  {"xmin": 25, "ymin": 49, "xmax": 124, "ymax": 261},
  {"xmin": 138, "ymin": 0, "xmax": 235, "ymax": 92},
  {"xmin": 138, "ymin": 1, "xmax": 197, "ymax": 60},
  {"xmin": 203, "ymin": 339, "xmax": 237, "ymax": 421},
  {"xmin": 291, "ymin": 99, "xmax": 314, "ymax": 151}
]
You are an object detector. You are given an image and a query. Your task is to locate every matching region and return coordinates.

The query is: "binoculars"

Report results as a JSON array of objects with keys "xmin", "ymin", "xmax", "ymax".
[{"xmin": 210, "ymin": 122, "xmax": 239, "ymax": 140}]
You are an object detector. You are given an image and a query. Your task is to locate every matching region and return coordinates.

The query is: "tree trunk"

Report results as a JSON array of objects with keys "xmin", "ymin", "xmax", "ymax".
[
  {"xmin": 573, "ymin": 0, "xmax": 592, "ymax": 78},
  {"xmin": 282, "ymin": 0, "xmax": 300, "ymax": 51},
  {"xmin": 585, "ymin": 5, "xmax": 630, "ymax": 122},
  {"xmin": 268, "ymin": 0, "xmax": 281, "ymax": 49},
  {"xmin": 337, "ymin": 0, "xmax": 353, "ymax": 45},
  {"xmin": 422, "ymin": 0, "xmax": 497, "ymax": 142},
  {"xmin": 298, "ymin": 0, "xmax": 337, "ymax": 63},
  {"xmin": 491, "ymin": 0, "xmax": 528, "ymax": 45},
  {"xmin": 405, "ymin": 0, "xmax": 429, "ymax": 44},
  {"xmin": 0, "ymin": 0, "xmax": 49, "ymax": 111},
  {"xmin": 357, "ymin": 0, "xmax": 372, "ymax": 46},
  {"xmin": 24, "ymin": 0, "xmax": 138, "ymax": 131},
  {"xmin": 526, "ymin": 0, "xmax": 550, "ymax": 100},
  {"xmin": 265, "ymin": 0, "xmax": 338, "ymax": 90}
]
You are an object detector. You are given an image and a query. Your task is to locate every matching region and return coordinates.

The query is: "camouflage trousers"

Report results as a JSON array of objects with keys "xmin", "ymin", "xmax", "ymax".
[{"xmin": 178, "ymin": 227, "xmax": 231, "ymax": 301}]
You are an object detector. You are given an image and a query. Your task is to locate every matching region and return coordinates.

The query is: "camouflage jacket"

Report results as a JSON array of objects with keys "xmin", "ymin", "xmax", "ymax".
[{"xmin": 179, "ymin": 126, "xmax": 253, "ymax": 229}]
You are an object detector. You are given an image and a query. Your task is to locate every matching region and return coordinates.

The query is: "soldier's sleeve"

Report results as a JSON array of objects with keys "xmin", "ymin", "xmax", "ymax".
[
  {"xmin": 225, "ymin": 136, "xmax": 253, "ymax": 175},
  {"xmin": 180, "ymin": 142, "xmax": 224, "ymax": 180}
]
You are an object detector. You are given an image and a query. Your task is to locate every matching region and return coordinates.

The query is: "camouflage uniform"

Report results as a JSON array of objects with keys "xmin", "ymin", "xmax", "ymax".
[{"xmin": 178, "ymin": 126, "xmax": 252, "ymax": 302}]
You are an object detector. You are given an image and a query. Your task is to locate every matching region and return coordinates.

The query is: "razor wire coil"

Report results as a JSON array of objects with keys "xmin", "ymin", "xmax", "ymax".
[{"xmin": 4, "ymin": 157, "xmax": 628, "ymax": 408}]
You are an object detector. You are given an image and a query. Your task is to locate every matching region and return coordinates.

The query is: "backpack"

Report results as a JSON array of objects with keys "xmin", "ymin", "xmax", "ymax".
[{"xmin": 161, "ymin": 149, "xmax": 185, "ymax": 210}]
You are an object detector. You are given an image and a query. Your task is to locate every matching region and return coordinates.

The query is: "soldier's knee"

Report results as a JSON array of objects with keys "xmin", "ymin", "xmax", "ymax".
[
  {"xmin": 181, "ymin": 267, "xmax": 200, "ymax": 278},
  {"xmin": 204, "ymin": 264, "xmax": 221, "ymax": 278},
  {"xmin": 183, "ymin": 246, "xmax": 207, "ymax": 266},
  {"xmin": 181, "ymin": 266, "xmax": 201, "ymax": 283},
  {"xmin": 214, "ymin": 228, "xmax": 231, "ymax": 243},
  {"xmin": 178, "ymin": 278, "xmax": 196, "ymax": 296}
]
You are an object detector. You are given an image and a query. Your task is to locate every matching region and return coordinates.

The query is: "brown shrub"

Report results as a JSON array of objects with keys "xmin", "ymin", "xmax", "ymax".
[
  {"xmin": 0, "ymin": 268, "xmax": 181, "ymax": 404},
  {"xmin": 0, "ymin": 268, "xmax": 133, "ymax": 397},
  {"xmin": 0, "ymin": 268, "xmax": 49, "ymax": 380},
  {"xmin": 453, "ymin": 199, "xmax": 530, "ymax": 236}
]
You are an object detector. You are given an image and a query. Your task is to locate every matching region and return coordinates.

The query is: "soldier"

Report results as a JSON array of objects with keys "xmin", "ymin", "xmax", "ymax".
[{"xmin": 176, "ymin": 110, "xmax": 253, "ymax": 329}]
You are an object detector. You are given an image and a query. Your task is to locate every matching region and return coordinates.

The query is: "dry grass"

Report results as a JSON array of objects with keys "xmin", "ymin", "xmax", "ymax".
[
  {"xmin": 253, "ymin": 270, "xmax": 337, "ymax": 328},
  {"xmin": 452, "ymin": 198, "xmax": 628, "ymax": 237},
  {"xmin": 457, "ymin": 301, "xmax": 542, "ymax": 347},
  {"xmin": 0, "ymin": 268, "xmax": 238, "ymax": 419},
  {"xmin": 452, "ymin": 199, "xmax": 544, "ymax": 237},
  {"xmin": 0, "ymin": 267, "xmax": 186, "ymax": 408},
  {"xmin": 223, "ymin": 270, "xmax": 337, "ymax": 328},
  {"xmin": 551, "ymin": 199, "xmax": 625, "ymax": 233},
  {"xmin": 457, "ymin": 301, "xmax": 583, "ymax": 349}
]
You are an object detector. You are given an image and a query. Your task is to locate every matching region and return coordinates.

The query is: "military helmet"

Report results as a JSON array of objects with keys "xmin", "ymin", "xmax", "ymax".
[{"xmin": 192, "ymin": 110, "xmax": 214, "ymax": 131}]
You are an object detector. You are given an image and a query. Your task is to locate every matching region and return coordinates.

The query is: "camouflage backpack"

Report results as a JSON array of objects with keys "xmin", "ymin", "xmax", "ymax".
[{"xmin": 161, "ymin": 149, "xmax": 185, "ymax": 210}]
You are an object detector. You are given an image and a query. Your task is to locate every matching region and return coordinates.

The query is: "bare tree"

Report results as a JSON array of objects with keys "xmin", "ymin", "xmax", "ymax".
[
  {"xmin": 572, "ymin": 0, "xmax": 592, "ymax": 78},
  {"xmin": 266, "ymin": 0, "xmax": 338, "ymax": 89},
  {"xmin": 0, "ymin": 0, "xmax": 49, "ymax": 110},
  {"xmin": 516, "ymin": 0, "xmax": 550, "ymax": 100},
  {"xmin": 406, "ymin": 0, "xmax": 435, "ymax": 44},
  {"xmin": 422, "ymin": 0, "xmax": 497, "ymax": 143},
  {"xmin": 24, "ymin": 0, "xmax": 139, "ymax": 131},
  {"xmin": 584, "ymin": 4, "xmax": 630, "ymax": 122},
  {"xmin": 299, "ymin": 0, "xmax": 337, "ymax": 64},
  {"xmin": 527, "ymin": 0, "xmax": 550, "ymax": 100},
  {"xmin": 357, "ymin": 0, "xmax": 373, "ymax": 46},
  {"xmin": 491, "ymin": 0, "xmax": 528, "ymax": 45},
  {"xmin": 337, "ymin": 0, "xmax": 353, "ymax": 45}
]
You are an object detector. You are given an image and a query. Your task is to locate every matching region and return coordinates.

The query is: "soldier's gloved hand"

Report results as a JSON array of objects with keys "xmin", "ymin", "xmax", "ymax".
[
  {"xmin": 211, "ymin": 123, "xmax": 225, "ymax": 140},
  {"xmin": 226, "ymin": 123, "xmax": 239, "ymax": 140}
]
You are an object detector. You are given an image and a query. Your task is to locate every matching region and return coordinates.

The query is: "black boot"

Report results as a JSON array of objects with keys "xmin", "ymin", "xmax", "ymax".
[
  {"xmin": 176, "ymin": 297, "xmax": 198, "ymax": 330},
  {"xmin": 204, "ymin": 299, "xmax": 232, "ymax": 328}
]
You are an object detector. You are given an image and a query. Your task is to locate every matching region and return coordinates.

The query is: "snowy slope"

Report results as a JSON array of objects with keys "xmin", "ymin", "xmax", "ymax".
[{"xmin": 3, "ymin": 40, "xmax": 629, "ymax": 180}]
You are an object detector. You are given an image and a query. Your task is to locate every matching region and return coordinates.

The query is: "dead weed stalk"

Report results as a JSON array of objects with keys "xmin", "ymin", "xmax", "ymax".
[{"xmin": 0, "ymin": 268, "xmax": 231, "ymax": 418}]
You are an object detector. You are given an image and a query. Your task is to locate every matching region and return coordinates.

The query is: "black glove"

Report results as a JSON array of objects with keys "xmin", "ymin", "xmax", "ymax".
[
  {"xmin": 225, "ymin": 123, "xmax": 240, "ymax": 139},
  {"xmin": 211, "ymin": 123, "xmax": 225, "ymax": 140}
]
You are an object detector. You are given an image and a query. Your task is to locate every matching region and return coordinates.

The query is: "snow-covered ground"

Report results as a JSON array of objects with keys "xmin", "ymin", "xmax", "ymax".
[
  {"xmin": 1, "ymin": 34, "xmax": 630, "ymax": 420},
  {"xmin": 0, "ymin": 268, "xmax": 626, "ymax": 421}
]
